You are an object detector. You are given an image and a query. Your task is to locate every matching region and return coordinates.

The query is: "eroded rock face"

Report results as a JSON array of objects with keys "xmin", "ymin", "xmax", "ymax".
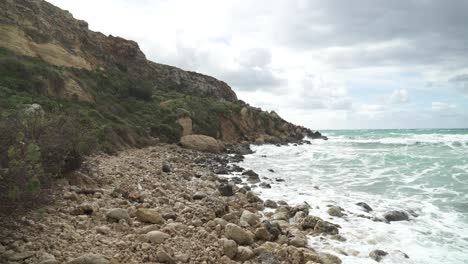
[{"xmin": 180, "ymin": 135, "xmax": 225, "ymax": 153}]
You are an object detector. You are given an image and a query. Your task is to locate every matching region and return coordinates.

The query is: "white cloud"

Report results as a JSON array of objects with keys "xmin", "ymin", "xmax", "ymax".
[
  {"xmin": 389, "ymin": 88, "xmax": 409, "ymax": 104},
  {"xmin": 431, "ymin": 102, "xmax": 456, "ymax": 111}
]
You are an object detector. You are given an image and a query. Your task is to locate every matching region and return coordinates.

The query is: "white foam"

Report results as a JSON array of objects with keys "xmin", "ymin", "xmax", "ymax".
[{"xmin": 238, "ymin": 141, "xmax": 468, "ymax": 264}]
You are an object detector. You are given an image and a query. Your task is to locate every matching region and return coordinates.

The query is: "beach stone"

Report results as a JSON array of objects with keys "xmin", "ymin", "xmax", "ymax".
[
  {"xmin": 236, "ymin": 246, "xmax": 254, "ymax": 261},
  {"xmin": 289, "ymin": 232, "xmax": 308, "ymax": 247},
  {"xmin": 383, "ymin": 211, "xmax": 409, "ymax": 222},
  {"xmin": 356, "ymin": 202, "xmax": 373, "ymax": 212},
  {"xmin": 8, "ymin": 251, "xmax": 36, "ymax": 261},
  {"xmin": 96, "ymin": 226, "xmax": 111, "ymax": 235},
  {"xmin": 136, "ymin": 208, "xmax": 165, "ymax": 224},
  {"xmin": 259, "ymin": 182, "xmax": 272, "ymax": 188},
  {"xmin": 156, "ymin": 249, "xmax": 174, "ymax": 263},
  {"xmin": 162, "ymin": 162, "xmax": 172, "ymax": 173},
  {"xmin": 289, "ymin": 203, "xmax": 310, "ymax": 217},
  {"xmin": 327, "ymin": 206, "xmax": 344, "ymax": 217},
  {"xmin": 240, "ymin": 210, "xmax": 260, "ymax": 227},
  {"xmin": 222, "ymin": 238, "xmax": 238, "ymax": 259},
  {"xmin": 243, "ymin": 170, "xmax": 260, "ymax": 183},
  {"xmin": 67, "ymin": 253, "xmax": 109, "ymax": 264},
  {"xmin": 321, "ymin": 253, "xmax": 342, "ymax": 264},
  {"xmin": 193, "ymin": 192, "xmax": 207, "ymax": 200},
  {"xmin": 299, "ymin": 215, "xmax": 321, "ymax": 230},
  {"xmin": 255, "ymin": 227, "xmax": 271, "ymax": 241},
  {"xmin": 246, "ymin": 192, "xmax": 263, "ymax": 203},
  {"xmin": 225, "ymin": 223, "xmax": 254, "ymax": 245},
  {"xmin": 256, "ymin": 253, "xmax": 281, "ymax": 264},
  {"xmin": 315, "ymin": 220, "xmax": 339, "ymax": 235},
  {"xmin": 218, "ymin": 183, "xmax": 235, "ymax": 196},
  {"xmin": 369, "ymin": 250, "xmax": 388, "ymax": 262},
  {"xmin": 272, "ymin": 212, "xmax": 288, "ymax": 221},
  {"xmin": 264, "ymin": 200, "xmax": 278, "ymax": 208},
  {"xmin": 146, "ymin": 231, "xmax": 170, "ymax": 243},
  {"xmin": 263, "ymin": 221, "xmax": 282, "ymax": 240},
  {"xmin": 106, "ymin": 208, "xmax": 130, "ymax": 223}
]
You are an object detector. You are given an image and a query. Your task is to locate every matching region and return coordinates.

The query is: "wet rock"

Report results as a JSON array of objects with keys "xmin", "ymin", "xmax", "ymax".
[
  {"xmin": 145, "ymin": 231, "xmax": 170, "ymax": 244},
  {"xmin": 272, "ymin": 212, "xmax": 288, "ymax": 221},
  {"xmin": 356, "ymin": 202, "xmax": 373, "ymax": 212},
  {"xmin": 268, "ymin": 169, "xmax": 275, "ymax": 173},
  {"xmin": 136, "ymin": 208, "xmax": 165, "ymax": 224},
  {"xmin": 193, "ymin": 192, "xmax": 207, "ymax": 200},
  {"xmin": 225, "ymin": 223, "xmax": 255, "ymax": 245},
  {"xmin": 228, "ymin": 144, "xmax": 254, "ymax": 155},
  {"xmin": 315, "ymin": 220, "xmax": 339, "ymax": 235},
  {"xmin": 162, "ymin": 162, "xmax": 172, "ymax": 173},
  {"xmin": 222, "ymin": 238, "xmax": 238, "ymax": 259},
  {"xmin": 230, "ymin": 177, "xmax": 242, "ymax": 184},
  {"xmin": 320, "ymin": 253, "xmax": 342, "ymax": 264},
  {"xmin": 288, "ymin": 231, "xmax": 308, "ymax": 247},
  {"xmin": 289, "ymin": 203, "xmax": 310, "ymax": 217},
  {"xmin": 383, "ymin": 211, "xmax": 409, "ymax": 222},
  {"xmin": 67, "ymin": 253, "xmax": 109, "ymax": 264},
  {"xmin": 106, "ymin": 208, "xmax": 130, "ymax": 223},
  {"xmin": 218, "ymin": 183, "xmax": 235, "ymax": 196},
  {"xmin": 275, "ymin": 178, "xmax": 285, "ymax": 182},
  {"xmin": 259, "ymin": 182, "xmax": 272, "ymax": 189},
  {"xmin": 264, "ymin": 199, "xmax": 278, "ymax": 208},
  {"xmin": 263, "ymin": 221, "xmax": 282, "ymax": 240},
  {"xmin": 369, "ymin": 250, "xmax": 388, "ymax": 262},
  {"xmin": 243, "ymin": 170, "xmax": 260, "ymax": 183},
  {"xmin": 327, "ymin": 206, "xmax": 344, "ymax": 217},
  {"xmin": 236, "ymin": 246, "xmax": 254, "ymax": 261},
  {"xmin": 246, "ymin": 191, "xmax": 263, "ymax": 203}
]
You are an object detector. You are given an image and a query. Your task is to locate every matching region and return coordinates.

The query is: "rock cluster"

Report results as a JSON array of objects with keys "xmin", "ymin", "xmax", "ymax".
[{"xmin": 0, "ymin": 145, "xmax": 343, "ymax": 264}]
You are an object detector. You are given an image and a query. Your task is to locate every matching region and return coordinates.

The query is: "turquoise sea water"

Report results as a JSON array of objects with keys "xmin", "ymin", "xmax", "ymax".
[{"xmin": 240, "ymin": 129, "xmax": 468, "ymax": 264}]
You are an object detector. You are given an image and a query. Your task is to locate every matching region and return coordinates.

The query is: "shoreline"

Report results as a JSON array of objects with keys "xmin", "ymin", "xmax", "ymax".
[{"xmin": 0, "ymin": 143, "xmax": 342, "ymax": 264}]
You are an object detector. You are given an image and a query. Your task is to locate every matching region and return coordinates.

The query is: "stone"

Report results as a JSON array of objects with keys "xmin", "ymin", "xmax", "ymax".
[
  {"xmin": 96, "ymin": 226, "xmax": 111, "ymax": 235},
  {"xmin": 246, "ymin": 192, "xmax": 263, "ymax": 203},
  {"xmin": 156, "ymin": 249, "xmax": 174, "ymax": 263},
  {"xmin": 369, "ymin": 250, "xmax": 388, "ymax": 262},
  {"xmin": 255, "ymin": 227, "xmax": 271, "ymax": 241},
  {"xmin": 264, "ymin": 200, "xmax": 278, "ymax": 208},
  {"xmin": 136, "ymin": 208, "xmax": 165, "ymax": 224},
  {"xmin": 180, "ymin": 134, "xmax": 225, "ymax": 153},
  {"xmin": 240, "ymin": 210, "xmax": 260, "ymax": 227},
  {"xmin": 225, "ymin": 223, "xmax": 254, "ymax": 245},
  {"xmin": 145, "ymin": 231, "xmax": 170, "ymax": 244},
  {"xmin": 314, "ymin": 220, "xmax": 339, "ymax": 235},
  {"xmin": 106, "ymin": 208, "xmax": 130, "ymax": 223},
  {"xmin": 236, "ymin": 246, "xmax": 254, "ymax": 261},
  {"xmin": 256, "ymin": 253, "xmax": 281, "ymax": 264},
  {"xmin": 243, "ymin": 170, "xmax": 260, "ymax": 183},
  {"xmin": 327, "ymin": 206, "xmax": 344, "ymax": 217},
  {"xmin": 67, "ymin": 254, "xmax": 109, "ymax": 264},
  {"xmin": 272, "ymin": 212, "xmax": 288, "ymax": 221},
  {"xmin": 321, "ymin": 253, "xmax": 342, "ymax": 264},
  {"xmin": 263, "ymin": 221, "xmax": 282, "ymax": 240},
  {"xmin": 218, "ymin": 183, "xmax": 235, "ymax": 196},
  {"xmin": 193, "ymin": 192, "xmax": 207, "ymax": 200},
  {"xmin": 356, "ymin": 202, "xmax": 373, "ymax": 212},
  {"xmin": 288, "ymin": 232, "xmax": 308, "ymax": 247},
  {"xmin": 222, "ymin": 238, "xmax": 238, "ymax": 259},
  {"xmin": 289, "ymin": 203, "xmax": 310, "ymax": 217},
  {"xmin": 259, "ymin": 182, "xmax": 272, "ymax": 189},
  {"xmin": 383, "ymin": 211, "xmax": 409, "ymax": 222},
  {"xmin": 8, "ymin": 251, "xmax": 36, "ymax": 261},
  {"xmin": 162, "ymin": 162, "xmax": 172, "ymax": 173}
]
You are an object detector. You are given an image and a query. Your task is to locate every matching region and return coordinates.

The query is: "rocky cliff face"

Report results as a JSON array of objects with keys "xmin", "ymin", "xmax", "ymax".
[
  {"xmin": 0, "ymin": 0, "xmax": 321, "ymax": 147},
  {"xmin": 0, "ymin": 0, "xmax": 237, "ymax": 101}
]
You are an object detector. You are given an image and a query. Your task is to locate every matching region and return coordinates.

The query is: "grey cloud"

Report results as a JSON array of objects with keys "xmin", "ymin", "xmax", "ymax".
[
  {"xmin": 275, "ymin": 0, "xmax": 468, "ymax": 69},
  {"xmin": 449, "ymin": 73, "xmax": 468, "ymax": 94}
]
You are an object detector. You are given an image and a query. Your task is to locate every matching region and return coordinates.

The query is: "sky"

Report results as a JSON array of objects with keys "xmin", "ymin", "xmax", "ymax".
[{"xmin": 48, "ymin": 0, "xmax": 468, "ymax": 129}]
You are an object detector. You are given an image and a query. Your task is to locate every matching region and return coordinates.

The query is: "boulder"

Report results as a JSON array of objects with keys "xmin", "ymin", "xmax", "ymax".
[
  {"xmin": 243, "ymin": 170, "xmax": 260, "ymax": 183},
  {"xmin": 218, "ymin": 183, "xmax": 235, "ymax": 196},
  {"xmin": 136, "ymin": 208, "xmax": 165, "ymax": 224},
  {"xmin": 145, "ymin": 231, "xmax": 170, "ymax": 244},
  {"xmin": 162, "ymin": 162, "xmax": 172, "ymax": 173},
  {"xmin": 222, "ymin": 238, "xmax": 238, "ymax": 259},
  {"xmin": 106, "ymin": 208, "xmax": 130, "ymax": 223},
  {"xmin": 327, "ymin": 206, "xmax": 344, "ymax": 217},
  {"xmin": 225, "ymin": 223, "xmax": 255, "ymax": 245},
  {"xmin": 369, "ymin": 250, "xmax": 388, "ymax": 262},
  {"xmin": 383, "ymin": 211, "xmax": 409, "ymax": 222},
  {"xmin": 193, "ymin": 192, "xmax": 207, "ymax": 200},
  {"xmin": 240, "ymin": 210, "xmax": 260, "ymax": 227},
  {"xmin": 256, "ymin": 253, "xmax": 281, "ymax": 264},
  {"xmin": 180, "ymin": 135, "xmax": 225, "ymax": 153},
  {"xmin": 356, "ymin": 202, "xmax": 373, "ymax": 212},
  {"xmin": 264, "ymin": 200, "xmax": 278, "ymax": 208},
  {"xmin": 67, "ymin": 254, "xmax": 109, "ymax": 264},
  {"xmin": 236, "ymin": 246, "xmax": 254, "ymax": 261}
]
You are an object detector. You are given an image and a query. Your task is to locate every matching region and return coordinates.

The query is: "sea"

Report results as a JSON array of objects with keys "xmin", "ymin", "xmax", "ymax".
[{"xmin": 238, "ymin": 129, "xmax": 468, "ymax": 264}]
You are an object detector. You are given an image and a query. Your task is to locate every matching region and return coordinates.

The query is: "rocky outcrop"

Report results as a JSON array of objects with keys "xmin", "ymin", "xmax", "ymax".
[{"xmin": 0, "ymin": 0, "xmax": 237, "ymax": 101}]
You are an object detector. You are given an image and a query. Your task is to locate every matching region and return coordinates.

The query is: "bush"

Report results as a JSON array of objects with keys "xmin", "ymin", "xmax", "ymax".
[{"xmin": 0, "ymin": 113, "xmax": 92, "ymax": 214}]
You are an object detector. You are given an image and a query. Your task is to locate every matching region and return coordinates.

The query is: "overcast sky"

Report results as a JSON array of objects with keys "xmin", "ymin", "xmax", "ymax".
[{"xmin": 48, "ymin": 0, "xmax": 468, "ymax": 129}]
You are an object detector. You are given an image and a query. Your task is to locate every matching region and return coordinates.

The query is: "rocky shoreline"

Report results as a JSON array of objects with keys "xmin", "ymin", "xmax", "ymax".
[{"xmin": 0, "ymin": 142, "xmax": 346, "ymax": 264}]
